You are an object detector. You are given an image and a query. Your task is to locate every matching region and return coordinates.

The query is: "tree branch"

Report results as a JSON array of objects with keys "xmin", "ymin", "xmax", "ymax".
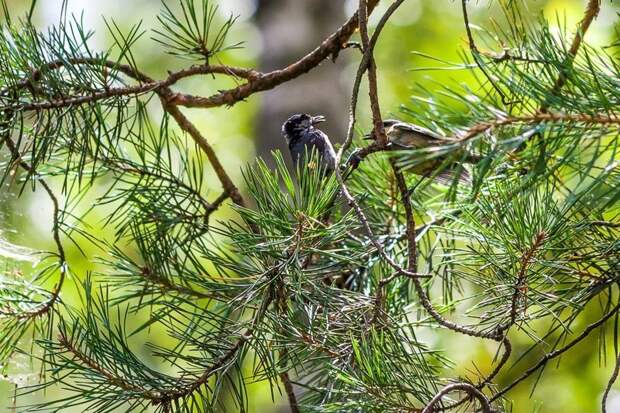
[
  {"xmin": 2, "ymin": 136, "xmax": 66, "ymax": 319},
  {"xmin": 275, "ymin": 280, "xmax": 300, "ymax": 413},
  {"xmin": 374, "ymin": 160, "xmax": 419, "ymax": 322},
  {"xmin": 507, "ymin": 232, "xmax": 547, "ymax": 327},
  {"xmin": 603, "ymin": 351, "xmax": 620, "ymax": 413},
  {"xmin": 153, "ymin": 290, "xmax": 274, "ymax": 407},
  {"xmin": 137, "ymin": 266, "xmax": 220, "ymax": 300},
  {"xmin": 58, "ymin": 332, "xmax": 162, "ymax": 400},
  {"xmin": 159, "ymin": 99, "xmax": 246, "ymax": 208},
  {"xmin": 358, "ymin": 0, "xmax": 387, "ymax": 146},
  {"xmin": 422, "ymin": 383, "xmax": 492, "ymax": 413},
  {"xmin": 341, "ymin": 0, "xmax": 405, "ymax": 161},
  {"xmin": 490, "ymin": 300, "xmax": 620, "ymax": 402},
  {"xmin": 457, "ymin": 113, "xmax": 620, "ymax": 142},
  {"xmin": 0, "ymin": 57, "xmax": 248, "ymax": 209},
  {"xmin": 168, "ymin": 0, "xmax": 381, "ymax": 108},
  {"xmin": 438, "ymin": 337, "xmax": 512, "ymax": 412},
  {"xmin": 542, "ymin": 0, "xmax": 601, "ymax": 111}
]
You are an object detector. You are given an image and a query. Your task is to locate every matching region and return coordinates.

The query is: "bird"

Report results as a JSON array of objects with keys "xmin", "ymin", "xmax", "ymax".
[
  {"xmin": 369, "ymin": 119, "xmax": 477, "ymax": 184},
  {"xmin": 282, "ymin": 113, "xmax": 337, "ymax": 175}
]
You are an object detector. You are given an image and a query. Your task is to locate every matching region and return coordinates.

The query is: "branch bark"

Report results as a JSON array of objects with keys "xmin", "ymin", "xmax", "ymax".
[
  {"xmin": 168, "ymin": 0, "xmax": 381, "ymax": 109},
  {"xmin": 541, "ymin": 0, "xmax": 601, "ymax": 111},
  {"xmin": 603, "ymin": 351, "xmax": 620, "ymax": 413},
  {"xmin": 422, "ymin": 383, "xmax": 492, "ymax": 413}
]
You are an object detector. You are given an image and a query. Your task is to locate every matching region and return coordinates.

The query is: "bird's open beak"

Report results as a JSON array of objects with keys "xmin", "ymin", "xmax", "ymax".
[{"xmin": 311, "ymin": 115, "xmax": 326, "ymax": 125}]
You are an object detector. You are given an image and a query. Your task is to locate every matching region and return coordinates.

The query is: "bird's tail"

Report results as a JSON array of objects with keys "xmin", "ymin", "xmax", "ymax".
[{"xmin": 433, "ymin": 167, "xmax": 471, "ymax": 186}]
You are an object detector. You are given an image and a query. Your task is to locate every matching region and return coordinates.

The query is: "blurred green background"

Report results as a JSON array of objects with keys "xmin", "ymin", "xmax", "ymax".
[{"xmin": 1, "ymin": 0, "xmax": 619, "ymax": 411}]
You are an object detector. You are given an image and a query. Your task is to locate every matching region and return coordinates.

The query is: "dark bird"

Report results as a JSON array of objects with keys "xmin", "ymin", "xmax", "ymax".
[
  {"xmin": 282, "ymin": 113, "xmax": 336, "ymax": 175},
  {"xmin": 370, "ymin": 119, "xmax": 479, "ymax": 184}
]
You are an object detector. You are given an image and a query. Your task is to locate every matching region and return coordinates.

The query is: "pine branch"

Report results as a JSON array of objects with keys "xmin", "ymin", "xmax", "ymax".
[
  {"xmin": 507, "ymin": 231, "xmax": 547, "ymax": 326},
  {"xmin": 603, "ymin": 351, "xmax": 620, "ymax": 413},
  {"xmin": 542, "ymin": 0, "xmax": 601, "ymax": 110},
  {"xmin": 57, "ymin": 332, "xmax": 163, "ymax": 401},
  {"xmin": 160, "ymin": 99, "xmax": 246, "ymax": 208},
  {"xmin": 2, "ymin": 136, "xmax": 66, "ymax": 319},
  {"xmin": 458, "ymin": 112, "xmax": 620, "ymax": 141},
  {"xmin": 168, "ymin": 0, "xmax": 382, "ymax": 108},
  {"xmin": 2, "ymin": 1, "xmax": 619, "ymax": 411},
  {"xmin": 341, "ymin": 0, "xmax": 405, "ymax": 159},
  {"xmin": 491, "ymin": 299, "xmax": 620, "ymax": 403},
  {"xmin": 358, "ymin": 0, "xmax": 386, "ymax": 146},
  {"xmin": 422, "ymin": 382, "xmax": 492, "ymax": 413}
]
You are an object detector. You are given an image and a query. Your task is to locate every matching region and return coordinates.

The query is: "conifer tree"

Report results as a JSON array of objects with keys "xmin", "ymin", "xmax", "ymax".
[{"xmin": 0, "ymin": 0, "xmax": 618, "ymax": 412}]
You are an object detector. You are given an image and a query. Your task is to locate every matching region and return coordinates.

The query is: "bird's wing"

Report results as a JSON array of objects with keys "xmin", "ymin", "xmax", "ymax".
[
  {"xmin": 393, "ymin": 122, "xmax": 445, "ymax": 141},
  {"xmin": 306, "ymin": 129, "xmax": 327, "ymax": 153},
  {"xmin": 308, "ymin": 129, "xmax": 336, "ymax": 170},
  {"xmin": 289, "ymin": 129, "xmax": 336, "ymax": 172}
]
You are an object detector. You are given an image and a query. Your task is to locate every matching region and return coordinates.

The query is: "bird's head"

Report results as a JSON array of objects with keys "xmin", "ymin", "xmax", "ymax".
[{"xmin": 282, "ymin": 113, "xmax": 326, "ymax": 143}]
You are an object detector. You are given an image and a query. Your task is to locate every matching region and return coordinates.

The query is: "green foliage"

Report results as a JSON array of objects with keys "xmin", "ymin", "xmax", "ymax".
[
  {"xmin": 0, "ymin": 0, "xmax": 619, "ymax": 412},
  {"xmin": 153, "ymin": 0, "xmax": 242, "ymax": 61}
]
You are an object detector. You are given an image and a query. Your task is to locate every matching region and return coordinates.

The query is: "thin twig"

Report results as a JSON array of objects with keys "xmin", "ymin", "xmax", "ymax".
[
  {"xmin": 409, "ymin": 269, "xmax": 503, "ymax": 340},
  {"xmin": 160, "ymin": 100, "xmax": 246, "ymax": 208},
  {"xmin": 374, "ymin": 157, "xmax": 423, "ymax": 322},
  {"xmin": 357, "ymin": 0, "xmax": 387, "ymax": 147},
  {"xmin": 138, "ymin": 266, "xmax": 219, "ymax": 300},
  {"xmin": 340, "ymin": 0, "xmax": 406, "ymax": 159},
  {"xmin": 438, "ymin": 337, "xmax": 512, "ymax": 412},
  {"xmin": 374, "ymin": 160, "xmax": 419, "ymax": 321},
  {"xmin": 602, "ymin": 351, "xmax": 620, "ymax": 413},
  {"xmin": 457, "ymin": 112, "xmax": 620, "ymax": 142},
  {"xmin": 541, "ymin": 0, "xmax": 601, "ymax": 111},
  {"xmin": 168, "ymin": 0, "xmax": 381, "ymax": 108},
  {"xmin": 101, "ymin": 156, "xmax": 218, "ymax": 213},
  {"xmin": 2, "ymin": 136, "xmax": 66, "ymax": 319},
  {"xmin": 275, "ymin": 280, "xmax": 300, "ymax": 413},
  {"xmin": 392, "ymin": 164, "xmax": 417, "ymax": 273},
  {"xmin": 588, "ymin": 221, "xmax": 620, "ymax": 228},
  {"xmin": 461, "ymin": 0, "xmax": 544, "ymax": 65},
  {"xmin": 58, "ymin": 332, "xmax": 162, "ymax": 399},
  {"xmin": 482, "ymin": 337, "xmax": 512, "ymax": 386},
  {"xmin": 460, "ymin": 0, "xmax": 516, "ymax": 105},
  {"xmin": 422, "ymin": 383, "xmax": 492, "ymax": 413},
  {"xmin": 507, "ymin": 232, "xmax": 547, "ymax": 326},
  {"xmin": 440, "ymin": 336, "xmax": 512, "ymax": 411},
  {"xmin": 281, "ymin": 370, "xmax": 299, "ymax": 413},
  {"xmin": 490, "ymin": 300, "xmax": 620, "ymax": 402},
  {"xmin": 1, "ymin": 81, "xmax": 164, "ymax": 112},
  {"xmin": 333, "ymin": 167, "xmax": 429, "ymax": 281},
  {"xmin": 152, "ymin": 287, "xmax": 275, "ymax": 407}
]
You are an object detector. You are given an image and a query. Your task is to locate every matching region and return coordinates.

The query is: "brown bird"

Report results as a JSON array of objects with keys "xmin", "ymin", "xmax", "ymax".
[{"xmin": 372, "ymin": 119, "xmax": 477, "ymax": 184}]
